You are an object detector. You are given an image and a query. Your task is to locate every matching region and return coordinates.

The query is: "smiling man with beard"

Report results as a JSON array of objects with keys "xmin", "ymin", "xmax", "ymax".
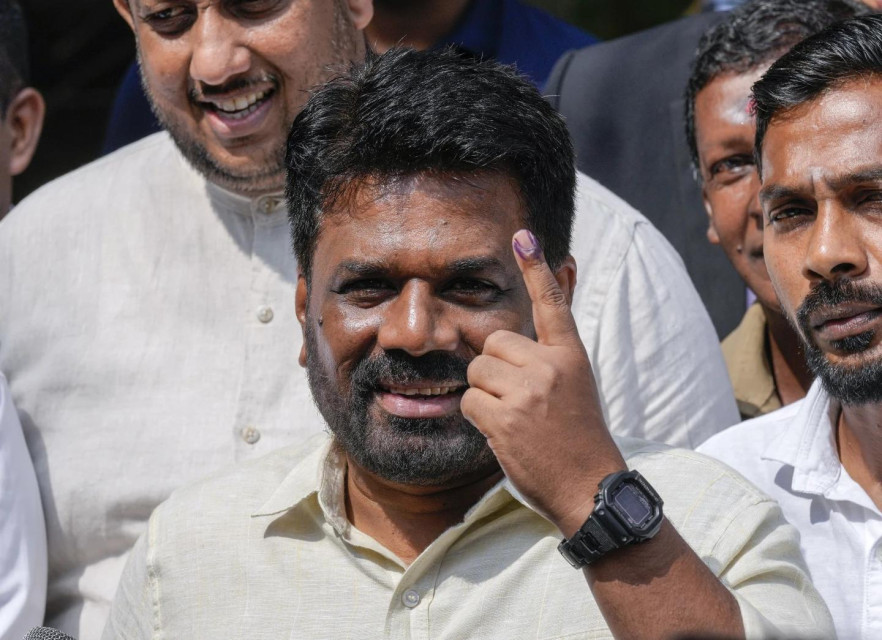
[
  {"xmin": 698, "ymin": 15, "xmax": 882, "ymax": 638},
  {"xmin": 102, "ymin": 49, "xmax": 832, "ymax": 639},
  {"xmin": 0, "ymin": 0, "xmax": 737, "ymax": 637}
]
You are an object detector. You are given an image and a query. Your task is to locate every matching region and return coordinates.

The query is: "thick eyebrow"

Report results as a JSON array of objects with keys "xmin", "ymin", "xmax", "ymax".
[
  {"xmin": 332, "ymin": 256, "xmax": 507, "ymax": 279},
  {"xmin": 759, "ymin": 184, "xmax": 802, "ymax": 206},
  {"xmin": 760, "ymin": 166, "xmax": 882, "ymax": 205},
  {"xmin": 827, "ymin": 166, "xmax": 882, "ymax": 192}
]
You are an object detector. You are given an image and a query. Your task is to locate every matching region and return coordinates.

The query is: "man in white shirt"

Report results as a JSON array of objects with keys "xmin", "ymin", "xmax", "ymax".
[
  {"xmin": 698, "ymin": 14, "xmax": 882, "ymax": 639},
  {"xmin": 0, "ymin": 1, "xmax": 735, "ymax": 637},
  {"xmin": 105, "ymin": 48, "xmax": 830, "ymax": 639},
  {"xmin": 0, "ymin": 372, "xmax": 46, "ymax": 640}
]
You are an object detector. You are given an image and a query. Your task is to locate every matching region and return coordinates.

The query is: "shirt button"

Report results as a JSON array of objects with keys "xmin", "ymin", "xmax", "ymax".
[
  {"xmin": 258, "ymin": 196, "xmax": 281, "ymax": 214},
  {"xmin": 402, "ymin": 589, "xmax": 421, "ymax": 608},
  {"xmin": 241, "ymin": 426, "xmax": 261, "ymax": 445},
  {"xmin": 257, "ymin": 305, "xmax": 274, "ymax": 323}
]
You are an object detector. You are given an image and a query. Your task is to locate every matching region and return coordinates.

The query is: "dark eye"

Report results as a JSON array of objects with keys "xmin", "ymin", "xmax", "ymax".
[
  {"xmin": 142, "ymin": 5, "xmax": 196, "ymax": 36},
  {"xmin": 445, "ymin": 279, "xmax": 503, "ymax": 304},
  {"xmin": 768, "ymin": 205, "xmax": 813, "ymax": 227},
  {"xmin": 334, "ymin": 279, "xmax": 396, "ymax": 306},
  {"xmin": 709, "ymin": 154, "xmax": 755, "ymax": 185}
]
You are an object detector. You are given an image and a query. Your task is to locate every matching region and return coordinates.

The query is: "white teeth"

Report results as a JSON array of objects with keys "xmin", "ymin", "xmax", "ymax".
[
  {"xmin": 211, "ymin": 89, "xmax": 270, "ymax": 115},
  {"xmin": 387, "ymin": 385, "xmax": 460, "ymax": 396}
]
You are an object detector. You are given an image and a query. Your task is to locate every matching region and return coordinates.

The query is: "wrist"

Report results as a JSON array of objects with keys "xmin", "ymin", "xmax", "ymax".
[{"xmin": 557, "ymin": 470, "xmax": 665, "ymax": 569}]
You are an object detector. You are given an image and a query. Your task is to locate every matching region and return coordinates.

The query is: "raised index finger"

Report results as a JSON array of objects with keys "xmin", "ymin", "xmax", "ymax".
[{"xmin": 512, "ymin": 229, "xmax": 579, "ymax": 347}]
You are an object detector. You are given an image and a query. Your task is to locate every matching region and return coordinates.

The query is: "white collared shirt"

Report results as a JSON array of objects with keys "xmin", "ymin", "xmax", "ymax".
[
  {"xmin": 0, "ymin": 372, "xmax": 46, "ymax": 639},
  {"xmin": 104, "ymin": 434, "xmax": 832, "ymax": 639},
  {"xmin": 699, "ymin": 380, "xmax": 882, "ymax": 639},
  {"xmin": 0, "ymin": 132, "xmax": 736, "ymax": 639}
]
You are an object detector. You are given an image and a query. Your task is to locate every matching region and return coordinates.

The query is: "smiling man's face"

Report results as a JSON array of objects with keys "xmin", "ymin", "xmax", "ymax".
[
  {"xmin": 760, "ymin": 76, "xmax": 882, "ymax": 403},
  {"xmin": 295, "ymin": 172, "xmax": 539, "ymax": 485},
  {"xmin": 114, "ymin": 0, "xmax": 372, "ymax": 195}
]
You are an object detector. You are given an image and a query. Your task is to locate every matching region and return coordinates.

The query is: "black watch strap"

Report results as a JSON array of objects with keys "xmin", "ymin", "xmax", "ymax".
[{"xmin": 558, "ymin": 516, "xmax": 617, "ymax": 568}]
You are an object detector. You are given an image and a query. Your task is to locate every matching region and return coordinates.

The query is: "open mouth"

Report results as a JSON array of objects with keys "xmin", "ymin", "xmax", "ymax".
[
  {"xmin": 384, "ymin": 384, "xmax": 464, "ymax": 397},
  {"xmin": 201, "ymin": 87, "xmax": 275, "ymax": 120},
  {"xmin": 376, "ymin": 382, "xmax": 467, "ymax": 419}
]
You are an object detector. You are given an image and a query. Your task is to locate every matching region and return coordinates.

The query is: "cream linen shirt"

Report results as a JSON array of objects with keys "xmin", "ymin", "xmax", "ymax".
[
  {"xmin": 0, "ymin": 132, "xmax": 736, "ymax": 639},
  {"xmin": 104, "ymin": 434, "xmax": 832, "ymax": 640},
  {"xmin": 699, "ymin": 380, "xmax": 882, "ymax": 640}
]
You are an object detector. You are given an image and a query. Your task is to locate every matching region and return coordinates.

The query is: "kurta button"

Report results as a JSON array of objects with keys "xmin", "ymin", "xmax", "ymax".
[
  {"xmin": 241, "ymin": 426, "xmax": 261, "ymax": 444},
  {"xmin": 257, "ymin": 305, "xmax": 274, "ymax": 323},
  {"xmin": 402, "ymin": 589, "xmax": 421, "ymax": 608},
  {"xmin": 258, "ymin": 196, "xmax": 280, "ymax": 214}
]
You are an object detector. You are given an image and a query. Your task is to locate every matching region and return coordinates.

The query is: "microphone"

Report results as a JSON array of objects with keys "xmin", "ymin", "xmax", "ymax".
[{"xmin": 23, "ymin": 628, "xmax": 77, "ymax": 640}]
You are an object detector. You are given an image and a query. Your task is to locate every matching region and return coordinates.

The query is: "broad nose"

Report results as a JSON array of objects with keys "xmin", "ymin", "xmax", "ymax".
[
  {"xmin": 803, "ymin": 204, "xmax": 868, "ymax": 282},
  {"xmin": 189, "ymin": 8, "xmax": 251, "ymax": 89},
  {"xmin": 376, "ymin": 281, "xmax": 459, "ymax": 357}
]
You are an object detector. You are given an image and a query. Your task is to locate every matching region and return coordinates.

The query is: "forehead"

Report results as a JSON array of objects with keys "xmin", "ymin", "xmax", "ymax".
[
  {"xmin": 761, "ymin": 77, "xmax": 882, "ymax": 188},
  {"xmin": 697, "ymin": 68, "xmax": 766, "ymax": 131},
  {"xmin": 312, "ymin": 172, "xmax": 526, "ymax": 275}
]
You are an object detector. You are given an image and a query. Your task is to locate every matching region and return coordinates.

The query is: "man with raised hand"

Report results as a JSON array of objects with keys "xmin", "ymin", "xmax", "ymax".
[
  {"xmin": 0, "ymin": 1, "xmax": 734, "ymax": 636},
  {"xmin": 105, "ymin": 48, "xmax": 829, "ymax": 640},
  {"xmin": 699, "ymin": 14, "xmax": 882, "ymax": 638}
]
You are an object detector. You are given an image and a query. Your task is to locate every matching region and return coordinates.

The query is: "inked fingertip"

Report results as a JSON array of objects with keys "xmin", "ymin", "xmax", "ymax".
[{"xmin": 513, "ymin": 229, "xmax": 542, "ymax": 260}]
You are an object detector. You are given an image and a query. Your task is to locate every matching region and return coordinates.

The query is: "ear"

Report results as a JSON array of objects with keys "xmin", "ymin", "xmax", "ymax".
[
  {"xmin": 296, "ymin": 272, "xmax": 309, "ymax": 367},
  {"xmin": 553, "ymin": 255, "xmax": 577, "ymax": 307},
  {"xmin": 344, "ymin": 0, "xmax": 374, "ymax": 31},
  {"xmin": 113, "ymin": 0, "xmax": 136, "ymax": 31},
  {"xmin": 702, "ymin": 186, "xmax": 720, "ymax": 245},
  {"xmin": 6, "ymin": 88, "xmax": 45, "ymax": 177}
]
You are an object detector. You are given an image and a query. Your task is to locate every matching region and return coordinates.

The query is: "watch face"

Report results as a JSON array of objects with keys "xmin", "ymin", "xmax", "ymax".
[{"xmin": 611, "ymin": 483, "xmax": 653, "ymax": 527}]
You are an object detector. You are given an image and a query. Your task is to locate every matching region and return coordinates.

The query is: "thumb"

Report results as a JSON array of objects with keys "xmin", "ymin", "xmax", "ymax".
[{"xmin": 512, "ymin": 229, "xmax": 579, "ymax": 347}]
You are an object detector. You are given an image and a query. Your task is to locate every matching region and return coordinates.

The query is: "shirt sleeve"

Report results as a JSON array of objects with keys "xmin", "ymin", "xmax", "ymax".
[
  {"xmin": 0, "ymin": 373, "xmax": 47, "ymax": 640},
  {"xmin": 102, "ymin": 532, "xmax": 155, "ymax": 640},
  {"xmin": 589, "ymin": 215, "xmax": 739, "ymax": 448},
  {"xmin": 640, "ymin": 447, "xmax": 835, "ymax": 639}
]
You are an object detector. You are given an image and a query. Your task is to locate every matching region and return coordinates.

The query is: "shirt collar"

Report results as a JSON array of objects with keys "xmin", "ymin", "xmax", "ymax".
[
  {"xmin": 252, "ymin": 437, "xmax": 332, "ymax": 518},
  {"xmin": 763, "ymin": 380, "xmax": 850, "ymax": 499},
  {"xmin": 252, "ymin": 435, "xmax": 526, "ymax": 533},
  {"xmin": 204, "ymin": 179, "xmax": 286, "ymax": 222}
]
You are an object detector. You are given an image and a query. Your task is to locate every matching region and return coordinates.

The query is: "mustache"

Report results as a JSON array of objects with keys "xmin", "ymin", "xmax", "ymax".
[
  {"xmin": 796, "ymin": 279, "xmax": 882, "ymax": 333},
  {"xmin": 189, "ymin": 73, "xmax": 278, "ymax": 102},
  {"xmin": 350, "ymin": 351, "xmax": 470, "ymax": 392}
]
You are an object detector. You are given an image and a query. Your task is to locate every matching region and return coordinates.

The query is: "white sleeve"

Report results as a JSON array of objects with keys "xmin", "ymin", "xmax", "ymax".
[
  {"xmin": 0, "ymin": 372, "xmax": 47, "ymax": 639},
  {"xmin": 570, "ymin": 173, "xmax": 739, "ymax": 448}
]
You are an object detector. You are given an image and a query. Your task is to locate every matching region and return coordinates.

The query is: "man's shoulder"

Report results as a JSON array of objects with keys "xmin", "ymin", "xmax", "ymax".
[
  {"xmin": 571, "ymin": 171, "xmax": 689, "ymax": 289},
  {"xmin": 572, "ymin": 171, "xmax": 661, "ymax": 246},
  {"xmin": 5, "ymin": 133, "xmax": 187, "ymax": 223},
  {"xmin": 698, "ymin": 401, "xmax": 801, "ymax": 467},
  {"xmin": 620, "ymin": 437, "xmax": 772, "ymax": 502},
  {"xmin": 154, "ymin": 434, "xmax": 328, "ymax": 530}
]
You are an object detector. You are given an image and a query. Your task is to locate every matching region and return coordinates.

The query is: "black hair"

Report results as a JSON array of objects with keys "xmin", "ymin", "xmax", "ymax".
[
  {"xmin": 0, "ymin": 0, "xmax": 29, "ymax": 114},
  {"xmin": 754, "ymin": 13, "xmax": 882, "ymax": 172},
  {"xmin": 685, "ymin": 0, "xmax": 871, "ymax": 177},
  {"xmin": 285, "ymin": 47, "xmax": 576, "ymax": 279}
]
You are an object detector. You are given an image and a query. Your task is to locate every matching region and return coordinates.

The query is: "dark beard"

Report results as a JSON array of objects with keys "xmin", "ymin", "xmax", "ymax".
[
  {"xmin": 304, "ymin": 324, "xmax": 496, "ymax": 485},
  {"xmin": 796, "ymin": 279, "xmax": 882, "ymax": 405},
  {"xmin": 141, "ymin": 71, "xmax": 288, "ymax": 196}
]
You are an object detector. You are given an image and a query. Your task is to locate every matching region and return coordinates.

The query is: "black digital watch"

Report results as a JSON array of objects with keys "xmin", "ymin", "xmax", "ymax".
[{"xmin": 558, "ymin": 470, "xmax": 664, "ymax": 569}]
